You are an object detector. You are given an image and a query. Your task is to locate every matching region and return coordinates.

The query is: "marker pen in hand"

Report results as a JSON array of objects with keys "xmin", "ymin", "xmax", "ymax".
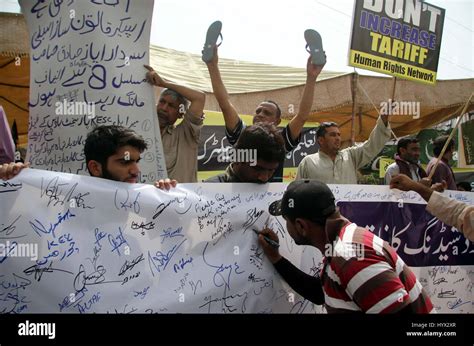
[{"xmin": 252, "ymin": 229, "xmax": 280, "ymax": 249}]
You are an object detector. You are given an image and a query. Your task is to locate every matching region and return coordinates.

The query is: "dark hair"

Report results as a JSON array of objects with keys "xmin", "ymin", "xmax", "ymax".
[
  {"xmin": 457, "ymin": 182, "xmax": 472, "ymax": 191},
  {"xmin": 262, "ymin": 100, "xmax": 282, "ymax": 118},
  {"xmin": 160, "ymin": 88, "xmax": 189, "ymax": 115},
  {"xmin": 316, "ymin": 121, "xmax": 339, "ymax": 138},
  {"xmin": 235, "ymin": 123, "xmax": 285, "ymax": 163},
  {"xmin": 271, "ymin": 180, "xmax": 337, "ymax": 227},
  {"xmin": 397, "ymin": 137, "xmax": 419, "ymax": 155},
  {"xmin": 84, "ymin": 125, "xmax": 147, "ymax": 173},
  {"xmin": 432, "ymin": 135, "xmax": 454, "ymax": 157}
]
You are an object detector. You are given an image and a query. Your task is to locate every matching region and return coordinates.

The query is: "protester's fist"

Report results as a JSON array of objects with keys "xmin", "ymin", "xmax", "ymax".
[
  {"xmin": 307, "ymin": 55, "xmax": 325, "ymax": 78},
  {"xmin": 419, "ymin": 177, "xmax": 432, "ymax": 187},
  {"xmin": 144, "ymin": 65, "xmax": 166, "ymax": 87},
  {"xmin": 0, "ymin": 162, "xmax": 30, "ymax": 180},
  {"xmin": 257, "ymin": 227, "xmax": 282, "ymax": 264},
  {"xmin": 431, "ymin": 180, "xmax": 447, "ymax": 193},
  {"xmin": 420, "ymin": 177, "xmax": 446, "ymax": 192},
  {"xmin": 154, "ymin": 178, "xmax": 177, "ymax": 191},
  {"xmin": 205, "ymin": 46, "xmax": 219, "ymax": 66},
  {"xmin": 389, "ymin": 174, "xmax": 417, "ymax": 192}
]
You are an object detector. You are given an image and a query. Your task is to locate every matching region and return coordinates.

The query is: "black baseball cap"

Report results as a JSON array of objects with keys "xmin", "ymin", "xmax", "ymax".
[{"xmin": 269, "ymin": 180, "xmax": 336, "ymax": 222}]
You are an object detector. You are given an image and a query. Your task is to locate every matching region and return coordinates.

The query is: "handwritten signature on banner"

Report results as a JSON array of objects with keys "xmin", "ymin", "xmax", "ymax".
[
  {"xmin": 1, "ymin": 169, "xmax": 473, "ymax": 313},
  {"xmin": 1, "ymin": 171, "xmax": 306, "ymax": 313},
  {"xmin": 422, "ymin": 266, "xmax": 474, "ymax": 313}
]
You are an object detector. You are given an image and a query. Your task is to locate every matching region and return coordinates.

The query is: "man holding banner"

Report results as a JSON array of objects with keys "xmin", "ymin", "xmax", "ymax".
[
  {"xmin": 144, "ymin": 66, "xmax": 206, "ymax": 183},
  {"xmin": 0, "ymin": 125, "xmax": 177, "ymax": 190}
]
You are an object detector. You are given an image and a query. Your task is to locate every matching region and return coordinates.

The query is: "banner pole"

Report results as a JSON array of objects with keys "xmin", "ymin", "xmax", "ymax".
[
  {"xmin": 427, "ymin": 92, "xmax": 474, "ymax": 181},
  {"xmin": 389, "ymin": 76, "xmax": 398, "ymax": 141},
  {"xmin": 351, "ymin": 73, "xmax": 358, "ymax": 145},
  {"xmin": 391, "ymin": 76, "xmax": 397, "ymax": 102}
]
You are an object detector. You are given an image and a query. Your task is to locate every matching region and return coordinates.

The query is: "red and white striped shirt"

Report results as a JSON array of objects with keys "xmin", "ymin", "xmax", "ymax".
[{"xmin": 321, "ymin": 222, "xmax": 434, "ymax": 313}]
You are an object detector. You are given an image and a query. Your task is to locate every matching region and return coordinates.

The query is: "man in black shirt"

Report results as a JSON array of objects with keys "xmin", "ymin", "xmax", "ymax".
[
  {"xmin": 204, "ymin": 41, "xmax": 325, "ymax": 181},
  {"xmin": 205, "ymin": 123, "xmax": 285, "ymax": 183}
]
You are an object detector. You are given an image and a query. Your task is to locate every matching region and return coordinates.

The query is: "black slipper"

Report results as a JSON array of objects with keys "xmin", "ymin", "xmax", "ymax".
[
  {"xmin": 202, "ymin": 20, "xmax": 223, "ymax": 63},
  {"xmin": 305, "ymin": 29, "xmax": 326, "ymax": 65}
]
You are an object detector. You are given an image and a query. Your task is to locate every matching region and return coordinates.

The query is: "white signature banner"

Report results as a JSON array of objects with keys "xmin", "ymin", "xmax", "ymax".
[{"xmin": 1, "ymin": 170, "xmax": 472, "ymax": 313}]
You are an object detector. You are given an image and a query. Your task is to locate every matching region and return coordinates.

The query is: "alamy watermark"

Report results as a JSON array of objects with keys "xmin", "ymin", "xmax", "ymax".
[
  {"xmin": 217, "ymin": 148, "xmax": 257, "ymax": 166},
  {"xmin": 0, "ymin": 241, "xmax": 38, "ymax": 261},
  {"xmin": 324, "ymin": 241, "xmax": 364, "ymax": 260},
  {"xmin": 380, "ymin": 99, "xmax": 420, "ymax": 119},
  {"xmin": 55, "ymin": 99, "xmax": 96, "ymax": 119},
  {"xmin": 18, "ymin": 320, "xmax": 55, "ymax": 339}
]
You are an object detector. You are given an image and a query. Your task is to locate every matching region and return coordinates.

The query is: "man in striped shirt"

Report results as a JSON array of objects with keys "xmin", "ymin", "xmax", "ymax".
[{"xmin": 259, "ymin": 179, "xmax": 434, "ymax": 313}]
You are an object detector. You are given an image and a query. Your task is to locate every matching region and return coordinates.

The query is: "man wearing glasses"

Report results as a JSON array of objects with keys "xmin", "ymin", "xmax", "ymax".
[{"xmin": 296, "ymin": 112, "xmax": 391, "ymax": 184}]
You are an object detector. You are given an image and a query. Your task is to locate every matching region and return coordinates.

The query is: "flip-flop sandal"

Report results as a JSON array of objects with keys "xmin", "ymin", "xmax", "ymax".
[
  {"xmin": 305, "ymin": 29, "xmax": 326, "ymax": 65},
  {"xmin": 202, "ymin": 20, "xmax": 223, "ymax": 63}
]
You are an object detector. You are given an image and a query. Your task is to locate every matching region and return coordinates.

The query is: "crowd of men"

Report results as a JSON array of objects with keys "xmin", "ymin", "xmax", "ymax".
[{"xmin": 1, "ymin": 24, "xmax": 472, "ymax": 315}]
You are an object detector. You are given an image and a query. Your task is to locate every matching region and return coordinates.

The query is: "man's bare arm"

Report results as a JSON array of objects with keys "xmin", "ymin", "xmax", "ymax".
[
  {"xmin": 390, "ymin": 174, "xmax": 433, "ymax": 201},
  {"xmin": 145, "ymin": 65, "xmax": 205, "ymax": 118},
  {"xmin": 205, "ymin": 47, "xmax": 240, "ymax": 132},
  {"xmin": 0, "ymin": 162, "xmax": 30, "ymax": 180},
  {"xmin": 287, "ymin": 57, "xmax": 324, "ymax": 141}
]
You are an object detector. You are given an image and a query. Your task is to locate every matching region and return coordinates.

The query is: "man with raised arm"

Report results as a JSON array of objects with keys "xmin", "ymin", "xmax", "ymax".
[
  {"xmin": 204, "ymin": 43, "xmax": 324, "ymax": 182},
  {"xmin": 145, "ymin": 65, "xmax": 206, "ymax": 183},
  {"xmin": 296, "ymin": 111, "xmax": 392, "ymax": 184}
]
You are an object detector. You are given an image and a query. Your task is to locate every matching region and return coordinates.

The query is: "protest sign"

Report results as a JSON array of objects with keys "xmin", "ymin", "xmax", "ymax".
[
  {"xmin": 349, "ymin": 0, "xmax": 445, "ymax": 84},
  {"xmin": 19, "ymin": 0, "xmax": 166, "ymax": 183}
]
